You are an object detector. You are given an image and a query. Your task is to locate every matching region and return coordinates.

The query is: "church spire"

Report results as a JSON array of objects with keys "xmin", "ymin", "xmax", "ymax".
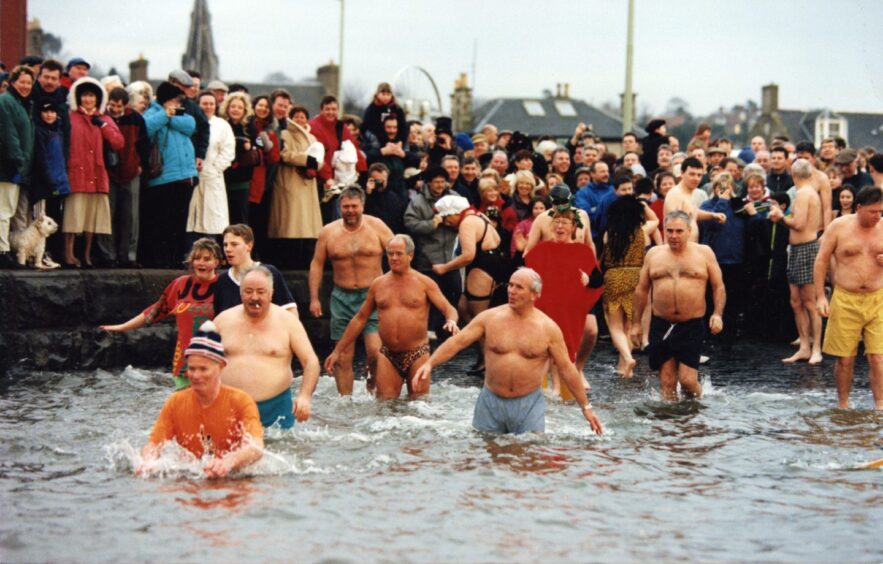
[{"xmin": 181, "ymin": 0, "xmax": 219, "ymax": 80}]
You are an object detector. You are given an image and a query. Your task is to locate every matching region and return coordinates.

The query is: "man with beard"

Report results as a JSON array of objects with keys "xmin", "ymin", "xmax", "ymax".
[
  {"xmin": 310, "ymin": 186, "xmax": 393, "ymax": 395},
  {"xmin": 214, "ymin": 266, "xmax": 320, "ymax": 429}
]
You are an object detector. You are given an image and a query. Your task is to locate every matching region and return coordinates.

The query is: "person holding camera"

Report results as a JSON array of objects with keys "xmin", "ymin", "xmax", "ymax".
[
  {"xmin": 140, "ymin": 81, "xmax": 199, "ymax": 268},
  {"xmin": 61, "ymin": 77, "xmax": 124, "ymax": 268}
]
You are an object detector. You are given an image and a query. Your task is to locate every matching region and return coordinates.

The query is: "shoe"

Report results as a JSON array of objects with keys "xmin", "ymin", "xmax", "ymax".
[
  {"xmin": 41, "ymin": 255, "xmax": 61, "ymax": 270},
  {"xmin": 699, "ymin": 355, "xmax": 710, "ymax": 365}
]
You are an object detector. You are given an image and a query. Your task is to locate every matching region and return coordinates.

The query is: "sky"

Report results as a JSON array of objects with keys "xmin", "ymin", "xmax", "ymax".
[{"xmin": 27, "ymin": 0, "xmax": 883, "ymax": 118}]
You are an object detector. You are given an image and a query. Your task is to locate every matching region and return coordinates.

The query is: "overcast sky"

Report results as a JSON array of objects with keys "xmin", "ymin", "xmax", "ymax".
[{"xmin": 29, "ymin": 0, "xmax": 883, "ymax": 117}]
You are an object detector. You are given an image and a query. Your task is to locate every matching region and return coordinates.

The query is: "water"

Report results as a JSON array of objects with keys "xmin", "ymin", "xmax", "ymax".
[{"xmin": 1, "ymin": 342, "xmax": 881, "ymax": 562}]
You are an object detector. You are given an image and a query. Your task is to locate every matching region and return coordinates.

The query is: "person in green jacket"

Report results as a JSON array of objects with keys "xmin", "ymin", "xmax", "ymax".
[{"xmin": 0, "ymin": 65, "xmax": 35, "ymax": 269}]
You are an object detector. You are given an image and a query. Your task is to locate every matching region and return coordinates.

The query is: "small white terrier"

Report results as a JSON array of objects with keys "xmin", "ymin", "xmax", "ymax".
[{"xmin": 10, "ymin": 215, "xmax": 59, "ymax": 269}]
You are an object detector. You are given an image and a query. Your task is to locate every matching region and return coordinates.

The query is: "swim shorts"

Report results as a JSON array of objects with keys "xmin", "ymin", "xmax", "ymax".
[
  {"xmin": 330, "ymin": 285, "xmax": 379, "ymax": 341},
  {"xmin": 256, "ymin": 389, "xmax": 295, "ymax": 429},
  {"xmin": 472, "ymin": 386, "xmax": 545, "ymax": 434},
  {"xmin": 786, "ymin": 239, "xmax": 820, "ymax": 286},
  {"xmin": 647, "ymin": 315, "xmax": 704, "ymax": 371},
  {"xmin": 822, "ymin": 286, "xmax": 883, "ymax": 357}
]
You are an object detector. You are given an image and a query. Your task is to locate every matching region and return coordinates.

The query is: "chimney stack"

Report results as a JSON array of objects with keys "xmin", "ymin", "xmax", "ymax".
[
  {"xmin": 761, "ymin": 83, "xmax": 779, "ymax": 115},
  {"xmin": 563, "ymin": 83, "xmax": 570, "ymax": 98}
]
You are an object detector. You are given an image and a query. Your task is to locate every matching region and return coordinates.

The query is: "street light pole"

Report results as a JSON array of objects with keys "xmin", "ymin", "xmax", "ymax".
[
  {"xmin": 338, "ymin": 0, "xmax": 345, "ymax": 115},
  {"xmin": 622, "ymin": 0, "xmax": 635, "ymax": 134}
]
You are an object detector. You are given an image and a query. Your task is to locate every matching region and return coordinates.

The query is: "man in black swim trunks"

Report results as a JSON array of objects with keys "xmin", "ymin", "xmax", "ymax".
[
  {"xmin": 630, "ymin": 210, "xmax": 726, "ymax": 400},
  {"xmin": 324, "ymin": 234, "xmax": 459, "ymax": 399}
]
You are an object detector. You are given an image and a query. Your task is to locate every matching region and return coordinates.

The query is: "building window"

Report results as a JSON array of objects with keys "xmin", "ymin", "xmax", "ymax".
[
  {"xmin": 815, "ymin": 113, "xmax": 848, "ymax": 145},
  {"xmin": 554, "ymin": 100, "xmax": 577, "ymax": 117},
  {"xmin": 523, "ymin": 101, "xmax": 545, "ymax": 117}
]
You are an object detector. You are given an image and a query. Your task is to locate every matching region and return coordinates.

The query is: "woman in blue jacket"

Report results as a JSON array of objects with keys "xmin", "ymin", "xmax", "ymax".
[{"xmin": 140, "ymin": 81, "xmax": 198, "ymax": 268}]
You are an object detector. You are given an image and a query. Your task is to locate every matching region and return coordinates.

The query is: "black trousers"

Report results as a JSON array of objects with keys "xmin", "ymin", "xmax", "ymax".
[{"xmin": 139, "ymin": 180, "xmax": 194, "ymax": 268}]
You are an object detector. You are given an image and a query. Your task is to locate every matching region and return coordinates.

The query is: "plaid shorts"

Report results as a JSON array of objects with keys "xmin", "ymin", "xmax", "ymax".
[{"xmin": 786, "ymin": 239, "xmax": 820, "ymax": 286}]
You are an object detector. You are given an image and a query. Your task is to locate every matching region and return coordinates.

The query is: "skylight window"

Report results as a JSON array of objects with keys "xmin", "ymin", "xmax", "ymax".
[
  {"xmin": 523, "ymin": 101, "xmax": 545, "ymax": 117},
  {"xmin": 554, "ymin": 100, "xmax": 577, "ymax": 117}
]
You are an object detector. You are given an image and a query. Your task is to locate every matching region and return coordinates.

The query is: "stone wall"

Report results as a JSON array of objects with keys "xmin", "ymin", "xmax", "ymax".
[{"xmin": 0, "ymin": 270, "xmax": 333, "ymax": 374}]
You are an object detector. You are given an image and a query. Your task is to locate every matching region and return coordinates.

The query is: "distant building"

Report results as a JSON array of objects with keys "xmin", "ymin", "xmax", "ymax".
[
  {"xmin": 750, "ymin": 84, "xmax": 882, "ymax": 150},
  {"xmin": 181, "ymin": 0, "xmax": 219, "ymax": 81},
  {"xmin": 471, "ymin": 83, "xmax": 644, "ymax": 145}
]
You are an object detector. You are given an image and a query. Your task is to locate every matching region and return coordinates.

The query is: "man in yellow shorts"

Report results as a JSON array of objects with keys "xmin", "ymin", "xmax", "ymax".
[{"xmin": 814, "ymin": 186, "xmax": 883, "ymax": 410}]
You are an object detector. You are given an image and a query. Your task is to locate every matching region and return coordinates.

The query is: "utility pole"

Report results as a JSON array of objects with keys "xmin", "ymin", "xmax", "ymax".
[
  {"xmin": 338, "ymin": 0, "xmax": 345, "ymax": 115},
  {"xmin": 622, "ymin": 0, "xmax": 635, "ymax": 134}
]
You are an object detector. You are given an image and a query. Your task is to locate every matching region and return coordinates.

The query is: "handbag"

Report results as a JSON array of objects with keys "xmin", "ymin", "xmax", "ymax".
[{"xmin": 146, "ymin": 130, "xmax": 166, "ymax": 179}]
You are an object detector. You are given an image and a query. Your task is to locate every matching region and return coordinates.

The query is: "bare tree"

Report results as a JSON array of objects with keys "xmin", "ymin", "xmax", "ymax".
[
  {"xmin": 342, "ymin": 80, "xmax": 369, "ymax": 114},
  {"xmin": 264, "ymin": 71, "xmax": 294, "ymax": 84}
]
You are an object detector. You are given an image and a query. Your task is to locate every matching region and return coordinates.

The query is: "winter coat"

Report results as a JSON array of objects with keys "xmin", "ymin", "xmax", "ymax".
[
  {"xmin": 269, "ymin": 119, "xmax": 322, "ymax": 239},
  {"xmin": 30, "ymin": 118, "xmax": 70, "ymax": 201},
  {"xmin": 66, "ymin": 77, "xmax": 124, "ymax": 195},
  {"xmin": 224, "ymin": 120, "xmax": 258, "ymax": 186},
  {"xmin": 362, "ymin": 101, "xmax": 407, "ymax": 144},
  {"xmin": 309, "ymin": 115, "xmax": 366, "ymax": 184},
  {"xmin": 248, "ymin": 116, "xmax": 281, "ymax": 204},
  {"xmin": 403, "ymin": 184, "xmax": 458, "ymax": 271},
  {"xmin": 31, "ymin": 81, "xmax": 70, "ymax": 161},
  {"xmin": 0, "ymin": 88, "xmax": 35, "ymax": 183},
  {"xmin": 188, "ymin": 115, "xmax": 235, "ymax": 234},
  {"xmin": 143, "ymin": 101, "xmax": 198, "ymax": 188},
  {"xmin": 574, "ymin": 181, "xmax": 614, "ymax": 239},
  {"xmin": 699, "ymin": 196, "xmax": 745, "ymax": 265},
  {"xmin": 108, "ymin": 107, "xmax": 149, "ymax": 184}
]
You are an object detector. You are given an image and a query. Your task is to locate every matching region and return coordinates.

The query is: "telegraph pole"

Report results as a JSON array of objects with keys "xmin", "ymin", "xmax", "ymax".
[
  {"xmin": 338, "ymin": 0, "xmax": 345, "ymax": 115},
  {"xmin": 622, "ymin": 0, "xmax": 635, "ymax": 134}
]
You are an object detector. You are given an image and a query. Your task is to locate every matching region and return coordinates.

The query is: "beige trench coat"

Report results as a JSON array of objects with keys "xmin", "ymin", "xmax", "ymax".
[{"xmin": 269, "ymin": 119, "xmax": 322, "ymax": 239}]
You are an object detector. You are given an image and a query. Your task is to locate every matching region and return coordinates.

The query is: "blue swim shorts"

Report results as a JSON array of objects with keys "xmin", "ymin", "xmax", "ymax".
[
  {"xmin": 256, "ymin": 389, "xmax": 295, "ymax": 429},
  {"xmin": 472, "ymin": 386, "xmax": 546, "ymax": 434}
]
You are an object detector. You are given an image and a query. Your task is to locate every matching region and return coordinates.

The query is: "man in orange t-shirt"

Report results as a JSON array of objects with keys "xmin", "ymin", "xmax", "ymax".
[{"xmin": 139, "ymin": 321, "xmax": 264, "ymax": 478}]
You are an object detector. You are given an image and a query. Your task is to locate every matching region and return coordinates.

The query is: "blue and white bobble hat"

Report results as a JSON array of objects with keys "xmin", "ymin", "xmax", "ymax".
[{"xmin": 184, "ymin": 321, "xmax": 225, "ymax": 365}]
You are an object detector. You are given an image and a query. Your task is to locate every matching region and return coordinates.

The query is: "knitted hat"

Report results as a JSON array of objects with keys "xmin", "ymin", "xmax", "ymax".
[
  {"xmin": 155, "ymin": 81, "xmax": 181, "ymax": 105},
  {"xmin": 435, "ymin": 195, "xmax": 471, "ymax": 217},
  {"xmin": 184, "ymin": 321, "xmax": 226, "ymax": 365}
]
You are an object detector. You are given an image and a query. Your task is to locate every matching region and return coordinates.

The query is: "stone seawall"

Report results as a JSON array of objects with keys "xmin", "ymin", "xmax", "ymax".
[{"xmin": 0, "ymin": 270, "xmax": 333, "ymax": 373}]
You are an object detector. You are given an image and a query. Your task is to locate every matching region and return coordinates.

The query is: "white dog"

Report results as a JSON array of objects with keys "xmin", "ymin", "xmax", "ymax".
[{"xmin": 10, "ymin": 215, "xmax": 59, "ymax": 269}]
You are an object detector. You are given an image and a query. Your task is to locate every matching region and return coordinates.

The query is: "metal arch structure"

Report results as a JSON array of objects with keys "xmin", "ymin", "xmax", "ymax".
[{"xmin": 392, "ymin": 65, "xmax": 444, "ymax": 121}]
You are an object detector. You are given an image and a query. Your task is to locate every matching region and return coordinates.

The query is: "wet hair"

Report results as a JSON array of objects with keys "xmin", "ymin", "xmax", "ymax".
[
  {"xmin": 241, "ymin": 264, "xmax": 274, "ymax": 292},
  {"xmin": 339, "ymin": 185, "xmax": 366, "ymax": 203},
  {"xmin": 855, "ymin": 186, "xmax": 882, "ymax": 207},
  {"xmin": 185, "ymin": 237, "xmax": 222, "ymax": 269},
  {"xmin": 222, "ymin": 223, "xmax": 255, "ymax": 244},
  {"xmin": 605, "ymin": 195, "xmax": 645, "ymax": 263},
  {"xmin": 665, "ymin": 209, "xmax": 692, "ymax": 228},
  {"xmin": 289, "ymin": 104, "xmax": 309, "ymax": 119},
  {"xmin": 682, "ymin": 156, "xmax": 704, "ymax": 172},
  {"xmin": 388, "ymin": 234, "xmax": 415, "ymax": 254},
  {"xmin": 516, "ymin": 266, "xmax": 542, "ymax": 294}
]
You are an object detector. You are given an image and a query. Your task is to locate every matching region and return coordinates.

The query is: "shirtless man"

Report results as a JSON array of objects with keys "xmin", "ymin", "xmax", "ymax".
[
  {"xmin": 324, "ymin": 235, "xmax": 459, "ymax": 399},
  {"xmin": 813, "ymin": 186, "xmax": 883, "ymax": 409},
  {"xmin": 769, "ymin": 159, "xmax": 823, "ymax": 364},
  {"xmin": 309, "ymin": 186, "xmax": 394, "ymax": 395},
  {"xmin": 795, "ymin": 141, "xmax": 833, "ymax": 229},
  {"xmin": 523, "ymin": 184, "xmax": 597, "ymax": 372},
  {"xmin": 214, "ymin": 266, "xmax": 321, "ymax": 428},
  {"xmin": 415, "ymin": 268, "xmax": 603, "ymax": 435},
  {"xmin": 664, "ymin": 156, "xmax": 726, "ymax": 241},
  {"xmin": 631, "ymin": 210, "xmax": 726, "ymax": 400}
]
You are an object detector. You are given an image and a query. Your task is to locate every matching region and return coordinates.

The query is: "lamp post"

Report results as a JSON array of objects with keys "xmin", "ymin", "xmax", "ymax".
[
  {"xmin": 622, "ymin": 0, "xmax": 635, "ymax": 134},
  {"xmin": 338, "ymin": 0, "xmax": 345, "ymax": 115}
]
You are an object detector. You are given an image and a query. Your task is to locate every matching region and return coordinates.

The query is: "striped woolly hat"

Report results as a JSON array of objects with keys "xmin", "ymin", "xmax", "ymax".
[{"xmin": 184, "ymin": 321, "xmax": 226, "ymax": 365}]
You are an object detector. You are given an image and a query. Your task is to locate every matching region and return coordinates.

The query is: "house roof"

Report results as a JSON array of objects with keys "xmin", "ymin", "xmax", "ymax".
[
  {"xmin": 472, "ymin": 95, "xmax": 644, "ymax": 140},
  {"xmin": 776, "ymin": 108, "xmax": 882, "ymax": 150}
]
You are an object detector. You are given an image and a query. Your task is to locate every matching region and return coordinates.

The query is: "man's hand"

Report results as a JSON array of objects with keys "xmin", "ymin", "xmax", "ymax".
[
  {"xmin": 582, "ymin": 406, "xmax": 603, "ymax": 435},
  {"xmin": 744, "ymin": 202, "xmax": 757, "ymax": 216},
  {"xmin": 628, "ymin": 324, "xmax": 643, "ymax": 348},
  {"xmin": 309, "ymin": 299, "xmax": 322, "ymax": 317},
  {"xmin": 816, "ymin": 296, "xmax": 830, "ymax": 318},
  {"xmin": 712, "ymin": 212, "xmax": 727, "ymax": 224},
  {"xmin": 323, "ymin": 351, "xmax": 339, "ymax": 374},
  {"xmin": 431, "ymin": 263, "xmax": 447, "ymax": 275},
  {"xmin": 203, "ymin": 457, "xmax": 232, "ymax": 478},
  {"xmin": 91, "ymin": 115, "xmax": 105, "ymax": 127},
  {"xmin": 293, "ymin": 394, "xmax": 312, "ymax": 422},
  {"xmin": 579, "ymin": 269, "xmax": 589, "ymax": 286},
  {"xmin": 769, "ymin": 206, "xmax": 783, "ymax": 222},
  {"xmin": 432, "ymin": 214, "xmax": 443, "ymax": 228},
  {"xmin": 709, "ymin": 314, "xmax": 723, "ymax": 335},
  {"xmin": 414, "ymin": 363, "xmax": 432, "ymax": 384},
  {"xmin": 443, "ymin": 319, "xmax": 459, "ymax": 335}
]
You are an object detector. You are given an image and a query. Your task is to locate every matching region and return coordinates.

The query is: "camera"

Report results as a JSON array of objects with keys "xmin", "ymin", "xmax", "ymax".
[{"xmin": 174, "ymin": 107, "xmax": 185, "ymax": 116}]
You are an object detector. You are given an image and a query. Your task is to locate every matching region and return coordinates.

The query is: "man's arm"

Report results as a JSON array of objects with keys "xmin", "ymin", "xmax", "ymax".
[
  {"xmin": 414, "ymin": 311, "xmax": 488, "ymax": 383},
  {"xmin": 813, "ymin": 222, "xmax": 838, "ymax": 317},
  {"xmin": 204, "ymin": 436, "xmax": 264, "ymax": 479},
  {"xmin": 372, "ymin": 217, "xmax": 395, "ymax": 250},
  {"xmin": 704, "ymin": 245, "xmax": 726, "ymax": 334},
  {"xmin": 548, "ymin": 322, "xmax": 603, "ymax": 434},
  {"xmin": 324, "ymin": 284, "xmax": 378, "ymax": 373},
  {"xmin": 818, "ymin": 172, "xmax": 833, "ymax": 229},
  {"xmin": 308, "ymin": 228, "xmax": 329, "ymax": 317},
  {"xmin": 423, "ymin": 275, "xmax": 459, "ymax": 334},
  {"xmin": 289, "ymin": 315, "xmax": 321, "ymax": 422},
  {"xmin": 783, "ymin": 190, "xmax": 809, "ymax": 231}
]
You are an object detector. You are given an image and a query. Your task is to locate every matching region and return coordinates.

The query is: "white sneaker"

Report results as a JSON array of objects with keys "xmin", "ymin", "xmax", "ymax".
[{"xmin": 41, "ymin": 255, "xmax": 61, "ymax": 270}]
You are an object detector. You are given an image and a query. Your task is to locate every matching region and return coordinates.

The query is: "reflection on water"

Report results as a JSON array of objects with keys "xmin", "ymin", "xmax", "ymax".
[{"xmin": 1, "ymin": 342, "xmax": 881, "ymax": 561}]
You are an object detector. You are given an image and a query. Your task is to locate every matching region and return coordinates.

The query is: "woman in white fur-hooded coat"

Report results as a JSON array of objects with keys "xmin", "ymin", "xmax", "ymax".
[{"xmin": 187, "ymin": 91, "xmax": 235, "ymax": 235}]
